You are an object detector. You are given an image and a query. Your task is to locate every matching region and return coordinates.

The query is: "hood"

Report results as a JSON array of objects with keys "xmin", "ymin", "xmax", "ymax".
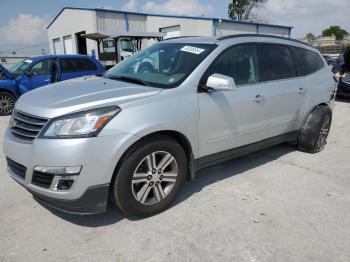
[
  {"xmin": 16, "ymin": 76, "xmax": 162, "ymax": 118},
  {"xmin": 0, "ymin": 63, "xmax": 14, "ymax": 80}
]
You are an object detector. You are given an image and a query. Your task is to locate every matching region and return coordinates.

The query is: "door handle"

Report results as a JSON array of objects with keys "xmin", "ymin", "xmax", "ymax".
[
  {"xmin": 253, "ymin": 94, "xmax": 265, "ymax": 103},
  {"xmin": 44, "ymin": 79, "xmax": 50, "ymax": 82},
  {"xmin": 297, "ymin": 87, "xmax": 306, "ymax": 94}
]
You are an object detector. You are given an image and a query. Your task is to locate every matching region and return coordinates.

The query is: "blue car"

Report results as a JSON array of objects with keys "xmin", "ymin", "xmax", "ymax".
[{"xmin": 0, "ymin": 55, "xmax": 104, "ymax": 115}]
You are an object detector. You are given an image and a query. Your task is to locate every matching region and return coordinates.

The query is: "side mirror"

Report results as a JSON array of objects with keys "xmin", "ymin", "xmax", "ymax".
[
  {"xmin": 205, "ymin": 73, "xmax": 237, "ymax": 91},
  {"xmin": 25, "ymin": 71, "xmax": 34, "ymax": 77}
]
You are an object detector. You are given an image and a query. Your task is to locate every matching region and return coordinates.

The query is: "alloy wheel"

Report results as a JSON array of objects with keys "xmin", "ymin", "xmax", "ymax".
[
  {"xmin": 0, "ymin": 95, "xmax": 14, "ymax": 114},
  {"xmin": 131, "ymin": 151, "xmax": 178, "ymax": 205}
]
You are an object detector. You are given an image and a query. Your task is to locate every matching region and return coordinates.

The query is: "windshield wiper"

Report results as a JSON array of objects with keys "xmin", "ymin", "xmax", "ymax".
[{"xmin": 108, "ymin": 76, "xmax": 148, "ymax": 86}]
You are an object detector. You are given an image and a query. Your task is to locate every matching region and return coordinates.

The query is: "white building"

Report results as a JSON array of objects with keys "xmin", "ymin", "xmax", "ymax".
[
  {"xmin": 0, "ymin": 55, "xmax": 28, "ymax": 68},
  {"xmin": 299, "ymin": 34, "xmax": 350, "ymax": 55},
  {"xmin": 47, "ymin": 7, "xmax": 293, "ymax": 58}
]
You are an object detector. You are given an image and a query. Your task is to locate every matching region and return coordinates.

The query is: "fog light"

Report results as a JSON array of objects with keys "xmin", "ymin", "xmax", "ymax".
[
  {"xmin": 34, "ymin": 165, "xmax": 82, "ymax": 175},
  {"xmin": 57, "ymin": 179, "xmax": 74, "ymax": 190}
]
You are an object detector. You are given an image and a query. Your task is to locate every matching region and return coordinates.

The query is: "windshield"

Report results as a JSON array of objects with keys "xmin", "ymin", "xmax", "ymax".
[
  {"xmin": 105, "ymin": 43, "xmax": 216, "ymax": 88},
  {"xmin": 8, "ymin": 59, "xmax": 33, "ymax": 77},
  {"xmin": 121, "ymin": 39, "xmax": 135, "ymax": 52}
]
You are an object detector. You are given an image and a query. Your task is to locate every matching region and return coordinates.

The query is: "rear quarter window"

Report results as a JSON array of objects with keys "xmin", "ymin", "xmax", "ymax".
[
  {"xmin": 257, "ymin": 44, "xmax": 297, "ymax": 82},
  {"xmin": 59, "ymin": 58, "xmax": 97, "ymax": 73},
  {"xmin": 292, "ymin": 47, "xmax": 324, "ymax": 76}
]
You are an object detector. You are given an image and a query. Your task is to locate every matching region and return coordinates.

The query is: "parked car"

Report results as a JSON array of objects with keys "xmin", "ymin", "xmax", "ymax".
[
  {"xmin": 322, "ymin": 55, "xmax": 335, "ymax": 66},
  {"xmin": 4, "ymin": 35, "xmax": 336, "ymax": 217},
  {"xmin": 83, "ymin": 32, "xmax": 165, "ymax": 69},
  {"xmin": 0, "ymin": 55, "xmax": 104, "ymax": 115},
  {"xmin": 332, "ymin": 52, "xmax": 350, "ymax": 97},
  {"xmin": 332, "ymin": 53, "xmax": 344, "ymax": 74}
]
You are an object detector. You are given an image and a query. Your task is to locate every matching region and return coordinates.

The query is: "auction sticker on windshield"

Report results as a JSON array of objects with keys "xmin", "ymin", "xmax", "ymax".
[{"xmin": 180, "ymin": 46, "xmax": 205, "ymax": 55}]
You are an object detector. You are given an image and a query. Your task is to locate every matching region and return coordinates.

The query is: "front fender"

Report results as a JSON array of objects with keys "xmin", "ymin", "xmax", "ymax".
[
  {"xmin": 17, "ymin": 83, "xmax": 30, "ymax": 96},
  {"xmin": 0, "ymin": 80, "xmax": 18, "ymax": 97}
]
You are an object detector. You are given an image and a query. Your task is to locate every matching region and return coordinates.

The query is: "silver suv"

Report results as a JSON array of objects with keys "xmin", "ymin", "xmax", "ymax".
[{"xmin": 3, "ymin": 35, "xmax": 336, "ymax": 217}]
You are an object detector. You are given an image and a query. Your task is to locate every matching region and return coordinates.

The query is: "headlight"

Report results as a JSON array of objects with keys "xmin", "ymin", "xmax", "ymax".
[{"xmin": 42, "ymin": 106, "xmax": 121, "ymax": 138}]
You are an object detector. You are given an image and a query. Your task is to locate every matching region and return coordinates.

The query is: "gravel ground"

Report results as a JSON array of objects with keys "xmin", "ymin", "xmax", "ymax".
[{"xmin": 0, "ymin": 101, "xmax": 350, "ymax": 262}]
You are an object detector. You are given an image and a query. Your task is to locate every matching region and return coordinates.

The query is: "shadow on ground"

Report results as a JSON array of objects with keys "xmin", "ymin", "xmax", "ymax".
[
  {"xmin": 38, "ymin": 144, "xmax": 296, "ymax": 227},
  {"xmin": 336, "ymin": 97, "xmax": 350, "ymax": 102}
]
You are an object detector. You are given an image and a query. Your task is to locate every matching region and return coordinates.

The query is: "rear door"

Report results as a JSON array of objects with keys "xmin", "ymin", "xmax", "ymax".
[
  {"xmin": 291, "ymin": 46, "xmax": 328, "ymax": 117},
  {"xmin": 255, "ymin": 44, "xmax": 307, "ymax": 137},
  {"xmin": 59, "ymin": 58, "xmax": 98, "ymax": 81},
  {"xmin": 198, "ymin": 44, "xmax": 270, "ymax": 157}
]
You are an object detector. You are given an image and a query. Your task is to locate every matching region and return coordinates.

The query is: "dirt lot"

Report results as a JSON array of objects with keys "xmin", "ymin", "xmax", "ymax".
[{"xmin": 0, "ymin": 101, "xmax": 350, "ymax": 262}]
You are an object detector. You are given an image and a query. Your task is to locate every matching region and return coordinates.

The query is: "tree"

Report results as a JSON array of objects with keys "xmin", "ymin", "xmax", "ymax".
[
  {"xmin": 306, "ymin": 33, "xmax": 316, "ymax": 43},
  {"xmin": 322, "ymin": 26, "xmax": 348, "ymax": 40},
  {"xmin": 228, "ymin": 0, "xmax": 268, "ymax": 21}
]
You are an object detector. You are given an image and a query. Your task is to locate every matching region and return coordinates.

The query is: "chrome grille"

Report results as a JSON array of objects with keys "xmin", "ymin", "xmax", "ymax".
[{"xmin": 10, "ymin": 110, "xmax": 48, "ymax": 141}]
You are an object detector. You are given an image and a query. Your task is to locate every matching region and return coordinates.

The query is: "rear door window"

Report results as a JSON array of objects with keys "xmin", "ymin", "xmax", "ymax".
[
  {"xmin": 59, "ymin": 58, "xmax": 97, "ymax": 73},
  {"xmin": 257, "ymin": 44, "xmax": 296, "ymax": 82},
  {"xmin": 292, "ymin": 47, "xmax": 324, "ymax": 76},
  {"xmin": 204, "ymin": 45, "xmax": 260, "ymax": 86}
]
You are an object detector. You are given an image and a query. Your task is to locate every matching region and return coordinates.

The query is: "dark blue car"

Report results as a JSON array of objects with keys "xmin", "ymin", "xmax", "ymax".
[{"xmin": 0, "ymin": 55, "xmax": 104, "ymax": 115}]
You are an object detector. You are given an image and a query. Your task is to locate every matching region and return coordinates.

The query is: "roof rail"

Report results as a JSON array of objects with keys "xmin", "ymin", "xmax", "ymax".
[
  {"xmin": 162, "ymin": 36, "xmax": 202, "ymax": 41},
  {"xmin": 217, "ymin": 34, "xmax": 311, "ymax": 47}
]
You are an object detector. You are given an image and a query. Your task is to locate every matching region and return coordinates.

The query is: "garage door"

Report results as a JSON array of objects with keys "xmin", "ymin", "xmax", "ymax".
[
  {"xmin": 160, "ymin": 25, "xmax": 181, "ymax": 39},
  {"xmin": 63, "ymin": 35, "xmax": 73, "ymax": 54},
  {"xmin": 53, "ymin": 38, "xmax": 63, "ymax": 55}
]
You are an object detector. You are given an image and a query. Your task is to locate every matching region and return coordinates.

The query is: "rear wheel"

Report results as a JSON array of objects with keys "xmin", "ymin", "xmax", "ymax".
[
  {"xmin": 298, "ymin": 105, "xmax": 332, "ymax": 153},
  {"xmin": 112, "ymin": 136, "xmax": 187, "ymax": 217},
  {"xmin": 0, "ymin": 92, "xmax": 16, "ymax": 116}
]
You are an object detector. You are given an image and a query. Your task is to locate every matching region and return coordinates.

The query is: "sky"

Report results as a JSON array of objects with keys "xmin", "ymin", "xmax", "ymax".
[{"xmin": 1, "ymin": 0, "xmax": 349, "ymax": 55}]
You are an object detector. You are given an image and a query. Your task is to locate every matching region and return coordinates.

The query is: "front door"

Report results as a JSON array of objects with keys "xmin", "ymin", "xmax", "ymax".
[
  {"xmin": 118, "ymin": 38, "xmax": 136, "ymax": 61},
  {"xmin": 198, "ymin": 44, "xmax": 270, "ymax": 158},
  {"xmin": 23, "ymin": 58, "xmax": 55, "ymax": 91}
]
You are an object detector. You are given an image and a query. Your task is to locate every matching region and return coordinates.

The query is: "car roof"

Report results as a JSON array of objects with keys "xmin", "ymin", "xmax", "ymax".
[{"xmin": 28, "ymin": 54, "xmax": 94, "ymax": 61}]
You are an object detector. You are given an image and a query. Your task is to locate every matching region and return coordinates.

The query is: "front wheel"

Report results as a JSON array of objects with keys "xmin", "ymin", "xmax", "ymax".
[
  {"xmin": 111, "ymin": 136, "xmax": 187, "ymax": 217},
  {"xmin": 0, "ymin": 92, "xmax": 16, "ymax": 116}
]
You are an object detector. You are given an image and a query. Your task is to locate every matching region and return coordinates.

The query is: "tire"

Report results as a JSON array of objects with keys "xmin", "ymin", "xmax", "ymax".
[
  {"xmin": 298, "ymin": 105, "xmax": 332, "ymax": 153},
  {"xmin": 0, "ymin": 92, "xmax": 16, "ymax": 116},
  {"xmin": 111, "ymin": 135, "xmax": 187, "ymax": 217}
]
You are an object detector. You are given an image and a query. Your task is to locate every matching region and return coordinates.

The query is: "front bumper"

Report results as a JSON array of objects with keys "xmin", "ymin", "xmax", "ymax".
[
  {"xmin": 4, "ymin": 128, "xmax": 139, "ymax": 214},
  {"xmin": 32, "ymin": 184, "xmax": 110, "ymax": 214}
]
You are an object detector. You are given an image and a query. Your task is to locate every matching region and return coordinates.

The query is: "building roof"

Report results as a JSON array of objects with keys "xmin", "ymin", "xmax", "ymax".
[{"xmin": 47, "ymin": 7, "xmax": 293, "ymax": 31}]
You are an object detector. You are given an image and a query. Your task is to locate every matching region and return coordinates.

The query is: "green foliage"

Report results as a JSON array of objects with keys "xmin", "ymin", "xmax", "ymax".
[
  {"xmin": 322, "ymin": 26, "xmax": 348, "ymax": 40},
  {"xmin": 306, "ymin": 33, "xmax": 316, "ymax": 42},
  {"xmin": 228, "ymin": 0, "xmax": 268, "ymax": 21}
]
